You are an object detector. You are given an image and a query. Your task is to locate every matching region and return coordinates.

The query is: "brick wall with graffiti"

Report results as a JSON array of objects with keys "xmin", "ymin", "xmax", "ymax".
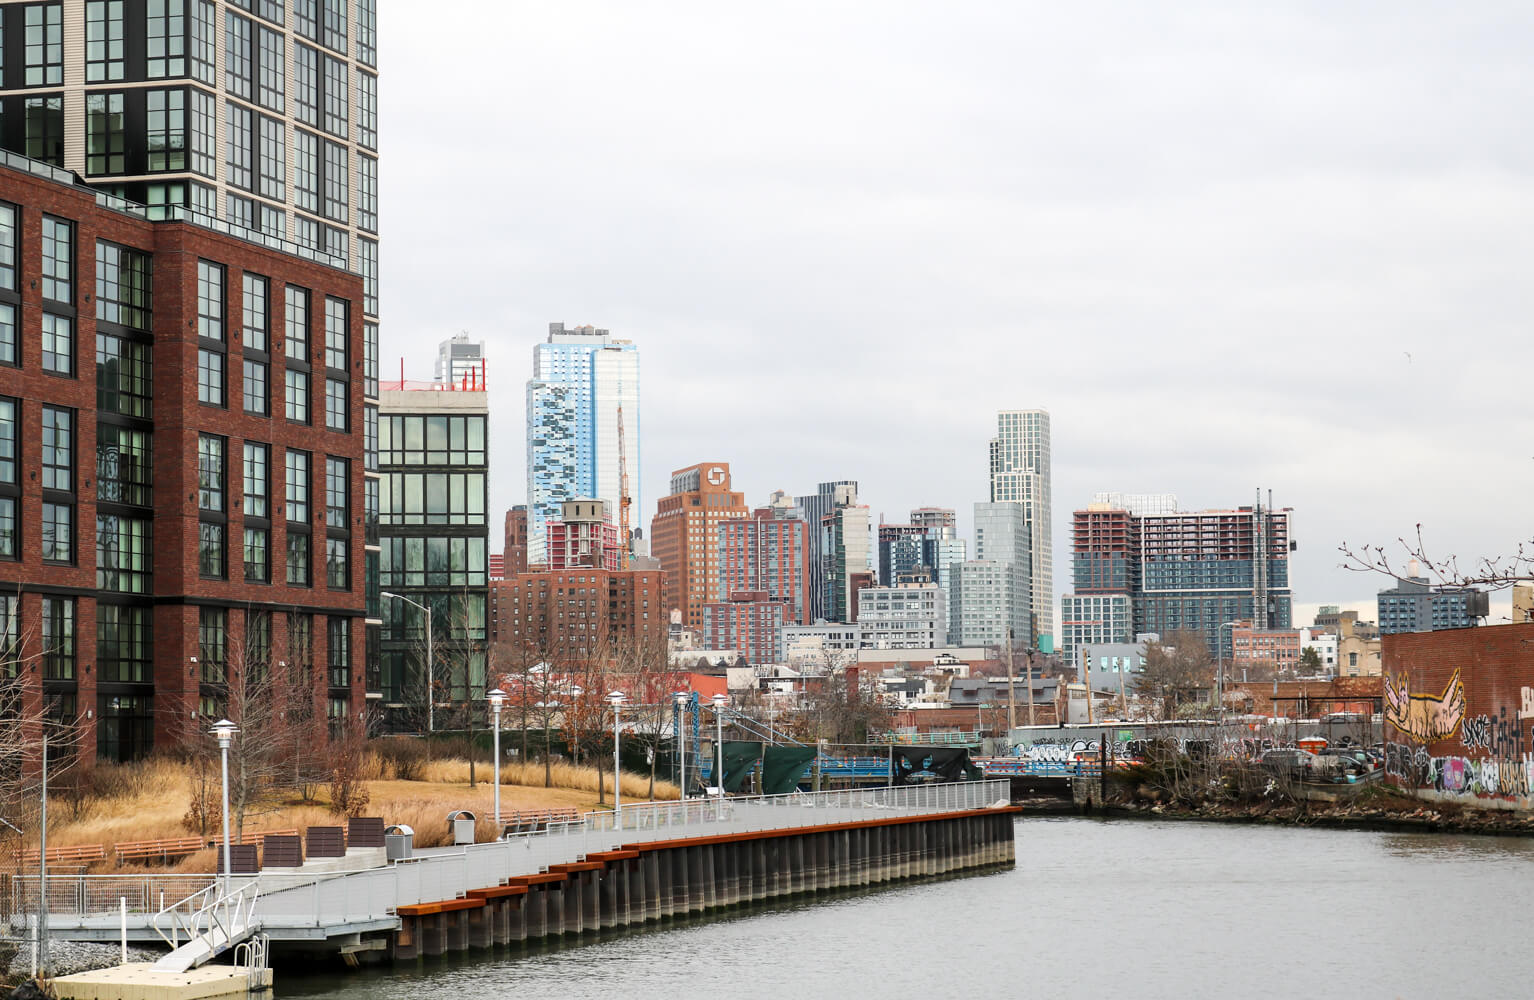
[{"xmin": 1381, "ymin": 623, "xmax": 1534, "ymax": 812}]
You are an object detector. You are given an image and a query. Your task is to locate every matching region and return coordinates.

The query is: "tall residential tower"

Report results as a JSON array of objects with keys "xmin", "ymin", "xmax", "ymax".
[{"xmin": 989, "ymin": 409, "xmax": 1052, "ymax": 646}]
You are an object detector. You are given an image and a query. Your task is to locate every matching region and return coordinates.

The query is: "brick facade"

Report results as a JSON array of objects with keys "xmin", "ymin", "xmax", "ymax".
[
  {"xmin": 0, "ymin": 162, "xmax": 366, "ymax": 762},
  {"xmin": 490, "ymin": 568, "xmax": 666, "ymax": 665}
]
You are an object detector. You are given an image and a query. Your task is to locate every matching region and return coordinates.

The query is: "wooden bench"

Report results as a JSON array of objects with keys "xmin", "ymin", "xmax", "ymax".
[
  {"xmin": 208, "ymin": 827, "xmax": 300, "ymax": 849},
  {"xmin": 21, "ymin": 844, "xmax": 105, "ymax": 866},
  {"xmin": 502, "ymin": 808, "xmax": 580, "ymax": 835},
  {"xmin": 115, "ymin": 836, "xmax": 205, "ymax": 865}
]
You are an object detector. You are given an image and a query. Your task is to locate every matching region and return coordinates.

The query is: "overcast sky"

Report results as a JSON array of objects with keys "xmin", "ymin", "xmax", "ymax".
[{"xmin": 376, "ymin": 2, "xmax": 1534, "ymax": 624}]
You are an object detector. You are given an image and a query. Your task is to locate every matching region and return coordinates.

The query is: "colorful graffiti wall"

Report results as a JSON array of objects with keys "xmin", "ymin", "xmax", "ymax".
[{"xmin": 1381, "ymin": 623, "xmax": 1534, "ymax": 811}]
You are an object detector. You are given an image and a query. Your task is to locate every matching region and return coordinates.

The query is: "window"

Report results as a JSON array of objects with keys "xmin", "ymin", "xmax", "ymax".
[
  {"xmin": 324, "ymin": 226, "xmax": 347, "ymax": 266},
  {"xmin": 286, "ymin": 531, "xmax": 311, "ymax": 585},
  {"xmin": 225, "ymin": 102, "xmax": 253, "ymax": 190},
  {"xmin": 328, "ymin": 617, "xmax": 350, "ymax": 686},
  {"xmin": 42, "ymin": 406, "xmax": 71, "ymax": 491},
  {"xmin": 86, "ymin": 92, "xmax": 126, "ymax": 174},
  {"xmin": 198, "ymin": 260, "xmax": 224, "ymax": 339},
  {"xmin": 97, "ymin": 604, "xmax": 151, "ymax": 682},
  {"xmin": 323, "ymin": 296, "xmax": 347, "ymax": 368},
  {"xmin": 244, "ymin": 527, "xmax": 269, "ymax": 582},
  {"xmin": 42, "ymin": 313, "xmax": 73, "ymax": 376},
  {"xmin": 241, "ymin": 273, "xmax": 268, "ymax": 350},
  {"xmin": 86, "ymin": 1, "xmax": 126, "ymax": 81},
  {"xmin": 191, "ymin": 89, "xmax": 216, "ymax": 176},
  {"xmin": 363, "ymin": 321, "xmax": 378, "ymax": 394},
  {"xmin": 257, "ymin": 26, "xmax": 284, "ymax": 110},
  {"xmin": 322, "ymin": 55, "xmax": 347, "ymax": 136},
  {"xmin": 285, "ymin": 449, "xmax": 310, "ymax": 520},
  {"xmin": 197, "ymin": 434, "xmax": 224, "ymax": 511},
  {"xmin": 0, "ymin": 399, "xmax": 14, "ymax": 559},
  {"xmin": 197, "ymin": 348, "xmax": 225, "ymax": 405},
  {"xmin": 95, "ymin": 424, "xmax": 152, "ymax": 505},
  {"xmin": 322, "ymin": 140, "xmax": 348, "ymax": 221},
  {"xmin": 25, "ymin": 4, "xmax": 63, "ymax": 86},
  {"xmin": 42, "ymin": 598, "xmax": 74, "ymax": 680},
  {"xmin": 285, "ymin": 286, "xmax": 309, "ymax": 359},
  {"xmin": 293, "ymin": 215, "xmax": 319, "ymax": 251},
  {"xmin": 42, "ymin": 501, "xmax": 72, "ymax": 562},
  {"xmin": 286, "ymin": 369, "xmax": 310, "ymax": 422},
  {"xmin": 227, "ymin": 193, "xmax": 256, "ymax": 230},
  {"xmin": 258, "ymin": 204, "xmax": 284, "ymax": 240},
  {"xmin": 96, "ymin": 514, "xmax": 151, "ymax": 592},
  {"xmin": 326, "ymin": 537, "xmax": 348, "ymax": 588},
  {"xmin": 245, "ymin": 609, "xmax": 271, "ymax": 681},
  {"xmin": 357, "ymin": 0, "xmax": 376, "ymax": 66},
  {"xmin": 146, "ymin": 88, "xmax": 187, "ymax": 171},
  {"xmin": 24, "ymin": 96, "xmax": 64, "ymax": 165},
  {"xmin": 42, "ymin": 216, "xmax": 71, "ymax": 302},
  {"xmin": 147, "ymin": 0, "xmax": 187, "ymax": 77},
  {"xmin": 96, "ymin": 243, "xmax": 152, "ymax": 331},
  {"xmin": 293, "ymin": 0, "xmax": 317, "ymax": 41},
  {"xmin": 256, "ymin": 0, "xmax": 283, "ymax": 24},
  {"xmin": 358, "ymin": 156, "xmax": 378, "ymax": 234},
  {"xmin": 294, "ymin": 44, "xmax": 319, "ymax": 126},
  {"xmin": 325, "ymin": 456, "xmax": 347, "ymax": 527},
  {"xmin": 321, "ymin": 0, "xmax": 346, "ymax": 52},
  {"xmin": 198, "ymin": 521, "xmax": 225, "ymax": 577},
  {"xmin": 191, "ymin": 0, "xmax": 216, "ymax": 83},
  {"xmin": 224, "ymin": 10, "xmax": 251, "ymax": 99},
  {"xmin": 243, "ymin": 359, "xmax": 269, "ymax": 415},
  {"xmin": 357, "ymin": 72, "xmax": 378, "ymax": 153},
  {"xmin": 243, "ymin": 442, "xmax": 268, "ymax": 517},
  {"xmin": 198, "ymin": 607, "xmax": 227, "ymax": 683},
  {"xmin": 258, "ymin": 115, "xmax": 285, "ymax": 200},
  {"xmin": 325, "ymin": 378, "xmax": 347, "ymax": 430},
  {"xmin": 0, "ymin": 202, "xmax": 15, "ymax": 291}
]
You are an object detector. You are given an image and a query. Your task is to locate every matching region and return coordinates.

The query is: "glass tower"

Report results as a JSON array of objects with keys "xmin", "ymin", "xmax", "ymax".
[{"xmin": 988, "ymin": 409, "xmax": 1052, "ymax": 647}]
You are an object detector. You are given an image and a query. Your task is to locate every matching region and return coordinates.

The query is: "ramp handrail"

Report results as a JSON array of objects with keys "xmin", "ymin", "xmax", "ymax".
[{"xmin": 150, "ymin": 878, "xmax": 260, "ymax": 960}]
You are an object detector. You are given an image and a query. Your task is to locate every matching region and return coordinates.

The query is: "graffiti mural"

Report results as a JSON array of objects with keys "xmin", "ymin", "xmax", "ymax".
[{"xmin": 1383, "ymin": 669, "xmax": 1466, "ymax": 743}]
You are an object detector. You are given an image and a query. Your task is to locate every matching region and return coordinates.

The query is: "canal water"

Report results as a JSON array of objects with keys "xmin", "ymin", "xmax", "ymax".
[{"xmin": 280, "ymin": 816, "xmax": 1533, "ymax": 1000}]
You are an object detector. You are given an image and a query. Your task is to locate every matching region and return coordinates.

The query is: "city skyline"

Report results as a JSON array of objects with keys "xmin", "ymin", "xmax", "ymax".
[{"xmin": 375, "ymin": 5, "xmax": 1531, "ymax": 623}]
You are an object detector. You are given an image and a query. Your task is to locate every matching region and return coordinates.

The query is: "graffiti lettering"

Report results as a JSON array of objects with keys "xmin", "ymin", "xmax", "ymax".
[{"xmin": 1460, "ymin": 715, "xmax": 1493, "ymax": 751}]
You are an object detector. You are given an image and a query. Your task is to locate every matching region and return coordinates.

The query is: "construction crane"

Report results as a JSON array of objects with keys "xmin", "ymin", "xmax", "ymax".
[{"xmin": 617, "ymin": 401, "xmax": 631, "ymax": 570}]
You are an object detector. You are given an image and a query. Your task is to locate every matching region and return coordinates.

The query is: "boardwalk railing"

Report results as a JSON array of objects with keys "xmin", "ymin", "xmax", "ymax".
[{"xmin": 11, "ymin": 779, "xmax": 1011, "ymax": 931}]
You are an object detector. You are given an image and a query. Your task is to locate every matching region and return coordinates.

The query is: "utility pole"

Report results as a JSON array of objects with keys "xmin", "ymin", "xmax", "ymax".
[
  {"xmin": 1025, "ymin": 649, "xmax": 1036, "ymax": 727},
  {"xmin": 1083, "ymin": 645, "xmax": 1094, "ymax": 724},
  {"xmin": 1004, "ymin": 628, "xmax": 1017, "ymax": 734}
]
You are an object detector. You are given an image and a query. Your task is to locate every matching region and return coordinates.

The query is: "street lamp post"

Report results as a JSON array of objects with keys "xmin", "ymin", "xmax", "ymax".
[
  {"xmin": 381, "ymin": 592, "xmax": 433, "ymax": 735},
  {"xmin": 607, "ymin": 692, "xmax": 626, "ymax": 824},
  {"xmin": 673, "ymin": 691, "xmax": 688, "ymax": 800},
  {"xmin": 1217, "ymin": 621, "xmax": 1244, "ymax": 720},
  {"xmin": 487, "ymin": 688, "xmax": 506, "ymax": 830},
  {"xmin": 711, "ymin": 694, "xmax": 728, "ymax": 800},
  {"xmin": 211, "ymin": 719, "xmax": 238, "ymax": 896}
]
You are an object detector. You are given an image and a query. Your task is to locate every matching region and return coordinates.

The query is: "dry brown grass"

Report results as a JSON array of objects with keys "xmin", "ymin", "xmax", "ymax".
[{"xmin": 27, "ymin": 755, "xmax": 679, "ymax": 867}]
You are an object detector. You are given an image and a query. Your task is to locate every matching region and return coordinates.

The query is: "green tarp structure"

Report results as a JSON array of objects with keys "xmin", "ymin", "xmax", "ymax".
[
  {"xmin": 889, "ymin": 746, "xmax": 983, "ymax": 784},
  {"xmin": 761, "ymin": 745, "xmax": 818, "ymax": 795},
  {"xmin": 721, "ymin": 741, "xmax": 764, "ymax": 793}
]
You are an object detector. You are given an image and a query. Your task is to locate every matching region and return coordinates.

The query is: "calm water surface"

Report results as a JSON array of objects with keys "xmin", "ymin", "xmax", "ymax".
[{"xmin": 280, "ymin": 817, "xmax": 1533, "ymax": 1000}]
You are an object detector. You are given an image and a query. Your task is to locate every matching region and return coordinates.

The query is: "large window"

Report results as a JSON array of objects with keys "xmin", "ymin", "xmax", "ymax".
[
  {"xmin": 42, "ymin": 597, "xmax": 74, "ymax": 680},
  {"xmin": 285, "ymin": 449, "xmax": 310, "ymax": 521},
  {"xmin": 42, "ymin": 313, "xmax": 73, "ymax": 376},
  {"xmin": 327, "ymin": 617, "xmax": 350, "ymax": 687},
  {"xmin": 224, "ymin": 9, "xmax": 251, "ymax": 99},
  {"xmin": 241, "ymin": 273, "xmax": 268, "ymax": 349},
  {"xmin": 325, "ymin": 537, "xmax": 347, "ymax": 589},
  {"xmin": 325, "ymin": 457, "xmax": 348, "ymax": 527},
  {"xmin": 320, "ymin": 0, "xmax": 346, "ymax": 52},
  {"xmin": 0, "ymin": 398, "xmax": 15, "ymax": 559},
  {"xmin": 42, "ymin": 406, "xmax": 72, "ymax": 492},
  {"xmin": 86, "ymin": 92, "xmax": 126, "ymax": 174},
  {"xmin": 198, "ymin": 607, "xmax": 227, "ymax": 683},
  {"xmin": 324, "ymin": 296, "xmax": 347, "ymax": 368},
  {"xmin": 294, "ymin": 43, "xmax": 319, "ymax": 126},
  {"xmin": 24, "ymin": 96, "xmax": 64, "ymax": 165},
  {"xmin": 380, "ymin": 536, "xmax": 488, "ymax": 588},
  {"xmin": 191, "ymin": 89, "xmax": 216, "ymax": 176},
  {"xmin": 197, "ymin": 260, "xmax": 224, "ymax": 339},
  {"xmin": 357, "ymin": 0, "xmax": 376, "ymax": 67},
  {"xmin": 198, "ymin": 521, "xmax": 225, "ymax": 577},
  {"xmin": 147, "ymin": 0, "xmax": 187, "ymax": 78},
  {"xmin": 42, "ymin": 216, "xmax": 71, "ymax": 303},
  {"xmin": 0, "ymin": 202, "xmax": 16, "ymax": 292},
  {"xmin": 378, "ymin": 415, "xmax": 488, "ymax": 466},
  {"xmin": 257, "ymin": 26, "xmax": 284, "ymax": 110},
  {"xmin": 378, "ymin": 473, "xmax": 487, "ymax": 526},
  {"xmin": 225, "ymin": 101, "xmax": 253, "ymax": 190},
  {"xmin": 97, "ymin": 335, "xmax": 153, "ymax": 418},
  {"xmin": 322, "ymin": 55, "xmax": 347, "ymax": 136},
  {"xmin": 86, "ymin": 1, "xmax": 126, "ymax": 82},
  {"xmin": 358, "ymin": 156, "xmax": 378, "ymax": 234},
  {"xmin": 358, "ymin": 71, "xmax": 377, "ymax": 149},
  {"xmin": 97, "ymin": 604, "xmax": 151, "ymax": 682},
  {"xmin": 285, "ymin": 286, "xmax": 309, "ymax": 359},
  {"xmin": 197, "ymin": 347, "xmax": 225, "ymax": 405},
  {"xmin": 258, "ymin": 115, "xmax": 286, "ymax": 200},
  {"xmin": 322, "ymin": 140, "xmax": 348, "ymax": 221},
  {"xmin": 243, "ymin": 442, "xmax": 268, "ymax": 518},
  {"xmin": 244, "ymin": 526, "xmax": 269, "ymax": 582},
  {"xmin": 42, "ymin": 501, "xmax": 72, "ymax": 562},
  {"xmin": 286, "ymin": 531, "xmax": 311, "ymax": 585},
  {"xmin": 197, "ymin": 434, "xmax": 224, "ymax": 511},
  {"xmin": 96, "ymin": 242, "xmax": 152, "ymax": 330},
  {"xmin": 286, "ymin": 368, "xmax": 310, "ymax": 423},
  {"xmin": 324, "ymin": 377, "xmax": 346, "ymax": 431},
  {"xmin": 146, "ymin": 88, "xmax": 187, "ymax": 171},
  {"xmin": 95, "ymin": 424, "xmax": 152, "ymax": 505},
  {"xmin": 25, "ymin": 4, "xmax": 63, "ymax": 86},
  {"xmin": 96, "ymin": 514, "xmax": 151, "ymax": 592}
]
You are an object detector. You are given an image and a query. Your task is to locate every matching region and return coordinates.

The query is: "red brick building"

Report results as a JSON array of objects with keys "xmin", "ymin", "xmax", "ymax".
[
  {"xmin": 649, "ymin": 462, "xmax": 747, "ymax": 630},
  {"xmin": 504, "ymin": 506, "xmax": 529, "ymax": 574},
  {"xmin": 702, "ymin": 591, "xmax": 789, "ymax": 664},
  {"xmin": 718, "ymin": 506, "xmax": 811, "ymax": 626},
  {"xmin": 545, "ymin": 499, "xmax": 621, "ymax": 571},
  {"xmin": 490, "ymin": 567, "xmax": 666, "ymax": 664},
  {"xmin": 1, "ymin": 157, "xmax": 366, "ymax": 763}
]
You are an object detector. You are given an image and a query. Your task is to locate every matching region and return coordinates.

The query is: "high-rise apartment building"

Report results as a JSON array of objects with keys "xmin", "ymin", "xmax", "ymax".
[
  {"xmin": 1377, "ymin": 576, "xmax": 1485, "ymax": 635},
  {"xmin": 650, "ymin": 462, "xmax": 748, "ymax": 630},
  {"xmin": 822, "ymin": 493, "xmax": 871, "ymax": 623},
  {"xmin": 525, "ymin": 323, "xmax": 639, "ymax": 566},
  {"xmin": 856, "ymin": 582, "xmax": 946, "ymax": 648},
  {"xmin": 503, "ymin": 505, "xmax": 528, "ymax": 574},
  {"xmin": 1058, "ymin": 503, "xmax": 1137, "ymax": 664},
  {"xmin": 718, "ymin": 505, "xmax": 811, "ymax": 625},
  {"xmin": 702, "ymin": 591, "xmax": 787, "ymax": 665},
  {"xmin": 377, "ymin": 383, "xmax": 488, "ymax": 727},
  {"xmin": 972, "ymin": 501, "xmax": 1031, "ymax": 646},
  {"xmin": 435, "ymin": 333, "xmax": 484, "ymax": 386},
  {"xmin": 989, "ymin": 409, "xmax": 1053, "ymax": 646},
  {"xmin": 0, "ymin": 156, "xmax": 367, "ymax": 761},
  {"xmin": 544, "ymin": 498, "xmax": 621, "ymax": 571},
  {"xmin": 490, "ymin": 567, "xmax": 665, "ymax": 663},
  {"xmin": 948, "ymin": 560, "xmax": 1013, "ymax": 648},
  {"xmin": 795, "ymin": 480, "xmax": 856, "ymax": 622}
]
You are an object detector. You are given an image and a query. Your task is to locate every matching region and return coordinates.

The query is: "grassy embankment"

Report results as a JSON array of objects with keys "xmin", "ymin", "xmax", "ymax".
[{"xmin": 20, "ymin": 755, "xmax": 676, "ymax": 874}]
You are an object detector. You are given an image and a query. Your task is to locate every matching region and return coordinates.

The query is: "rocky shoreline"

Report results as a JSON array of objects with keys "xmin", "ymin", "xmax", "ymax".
[{"xmin": 1089, "ymin": 798, "xmax": 1534, "ymax": 837}]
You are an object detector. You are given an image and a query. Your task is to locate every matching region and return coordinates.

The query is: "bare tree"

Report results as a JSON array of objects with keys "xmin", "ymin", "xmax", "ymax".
[
  {"xmin": 1340, "ymin": 523, "xmax": 1531, "ymax": 590},
  {"xmin": 1135, "ymin": 630, "xmax": 1214, "ymax": 721}
]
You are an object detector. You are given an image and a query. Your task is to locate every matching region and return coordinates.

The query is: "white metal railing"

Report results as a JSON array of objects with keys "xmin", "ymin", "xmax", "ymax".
[
  {"xmin": 18, "ymin": 779, "xmax": 1010, "ymax": 931},
  {"xmin": 150, "ymin": 878, "xmax": 260, "ymax": 955}
]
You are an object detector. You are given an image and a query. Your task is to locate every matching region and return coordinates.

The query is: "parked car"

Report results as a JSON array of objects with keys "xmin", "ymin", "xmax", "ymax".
[
  {"xmin": 1316, "ymin": 751, "xmax": 1370, "ymax": 779},
  {"xmin": 1258, "ymin": 748, "xmax": 1323, "ymax": 778},
  {"xmin": 1328, "ymin": 748, "xmax": 1376, "ymax": 771}
]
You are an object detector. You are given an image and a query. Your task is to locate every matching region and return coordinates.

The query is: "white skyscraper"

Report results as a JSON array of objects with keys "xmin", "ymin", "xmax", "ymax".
[
  {"xmin": 989, "ymin": 409, "xmax": 1053, "ymax": 647},
  {"xmin": 435, "ymin": 333, "xmax": 486, "ymax": 386}
]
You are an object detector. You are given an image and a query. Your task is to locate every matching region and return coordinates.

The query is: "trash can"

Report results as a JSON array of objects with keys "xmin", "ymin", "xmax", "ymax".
[
  {"xmin": 447, "ymin": 810, "xmax": 477, "ymax": 846},
  {"xmin": 384, "ymin": 824, "xmax": 415, "ymax": 861}
]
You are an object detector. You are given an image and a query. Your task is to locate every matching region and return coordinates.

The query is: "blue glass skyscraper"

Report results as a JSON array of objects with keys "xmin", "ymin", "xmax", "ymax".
[{"xmin": 526, "ymin": 323, "xmax": 640, "ymax": 566}]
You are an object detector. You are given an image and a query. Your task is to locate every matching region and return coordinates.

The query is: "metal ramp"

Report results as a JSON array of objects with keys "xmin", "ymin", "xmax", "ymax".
[
  {"xmin": 150, "ymin": 879, "xmax": 262, "ymax": 972},
  {"xmin": 722, "ymin": 707, "xmax": 806, "ymax": 747}
]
